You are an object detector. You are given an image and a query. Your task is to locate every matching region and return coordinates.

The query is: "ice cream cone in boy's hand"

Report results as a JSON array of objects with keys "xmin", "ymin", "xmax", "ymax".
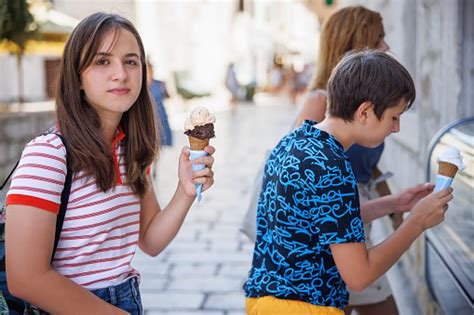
[
  {"xmin": 435, "ymin": 147, "xmax": 464, "ymax": 191},
  {"xmin": 184, "ymin": 107, "xmax": 215, "ymax": 202},
  {"xmin": 184, "ymin": 106, "xmax": 216, "ymax": 150}
]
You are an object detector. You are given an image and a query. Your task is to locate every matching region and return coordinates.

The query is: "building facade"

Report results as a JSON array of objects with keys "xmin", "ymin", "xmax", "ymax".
[{"xmin": 341, "ymin": 1, "xmax": 473, "ymax": 314}]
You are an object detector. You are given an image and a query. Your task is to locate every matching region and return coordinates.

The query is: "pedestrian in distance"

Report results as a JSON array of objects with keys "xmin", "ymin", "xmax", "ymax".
[
  {"xmin": 294, "ymin": 7, "xmax": 403, "ymax": 314},
  {"xmin": 147, "ymin": 60, "xmax": 173, "ymax": 147},
  {"xmin": 147, "ymin": 60, "xmax": 173, "ymax": 179},
  {"xmin": 244, "ymin": 50, "xmax": 453, "ymax": 315},
  {"xmin": 3, "ymin": 12, "xmax": 215, "ymax": 314}
]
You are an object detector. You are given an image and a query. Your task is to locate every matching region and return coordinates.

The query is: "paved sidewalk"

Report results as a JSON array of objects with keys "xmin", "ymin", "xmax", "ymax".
[{"xmin": 132, "ymin": 94, "xmax": 296, "ymax": 314}]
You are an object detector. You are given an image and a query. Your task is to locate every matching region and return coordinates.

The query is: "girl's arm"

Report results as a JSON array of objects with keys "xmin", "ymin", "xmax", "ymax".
[
  {"xmin": 293, "ymin": 91, "xmax": 327, "ymax": 128},
  {"xmin": 359, "ymin": 183, "xmax": 434, "ymax": 224},
  {"xmin": 330, "ymin": 188, "xmax": 452, "ymax": 291},
  {"xmin": 372, "ymin": 166, "xmax": 405, "ymax": 229},
  {"xmin": 372, "ymin": 166, "xmax": 391, "ymax": 197},
  {"xmin": 6, "ymin": 205, "xmax": 127, "ymax": 314},
  {"xmin": 138, "ymin": 146, "xmax": 215, "ymax": 256}
]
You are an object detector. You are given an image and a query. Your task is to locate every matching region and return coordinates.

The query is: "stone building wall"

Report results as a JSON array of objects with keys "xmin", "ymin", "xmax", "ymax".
[
  {"xmin": 0, "ymin": 111, "xmax": 54, "ymax": 199},
  {"xmin": 340, "ymin": 0, "xmax": 473, "ymax": 314}
]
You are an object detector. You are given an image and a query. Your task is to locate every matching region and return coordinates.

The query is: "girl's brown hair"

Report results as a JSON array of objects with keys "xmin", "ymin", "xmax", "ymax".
[
  {"xmin": 312, "ymin": 6, "xmax": 385, "ymax": 90},
  {"xmin": 56, "ymin": 12, "xmax": 159, "ymax": 196}
]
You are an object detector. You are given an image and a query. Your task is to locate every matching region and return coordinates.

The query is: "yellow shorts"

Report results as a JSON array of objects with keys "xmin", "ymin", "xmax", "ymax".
[{"xmin": 246, "ymin": 296, "xmax": 344, "ymax": 315}]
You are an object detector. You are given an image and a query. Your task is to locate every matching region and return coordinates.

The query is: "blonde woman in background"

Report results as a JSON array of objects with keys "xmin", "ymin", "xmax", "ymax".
[{"xmin": 294, "ymin": 6, "xmax": 401, "ymax": 315}]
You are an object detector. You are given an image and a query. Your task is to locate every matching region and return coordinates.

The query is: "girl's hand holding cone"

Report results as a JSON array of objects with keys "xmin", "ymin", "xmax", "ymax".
[{"xmin": 178, "ymin": 145, "xmax": 215, "ymax": 198}]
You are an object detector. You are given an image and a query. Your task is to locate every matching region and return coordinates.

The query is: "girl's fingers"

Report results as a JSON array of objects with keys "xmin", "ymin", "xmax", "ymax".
[
  {"xmin": 202, "ymin": 182, "xmax": 214, "ymax": 192},
  {"xmin": 204, "ymin": 145, "xmax": 216, "ymax": 155},
  {"xmin": 180, "ymin": 146, "xmax": 191, "ymax": 161},
  {"xmin": 193, "ymin": 175, "xmax": 214, "ymax": 185},
  {"xmin": 200, "ymin": 178, "xmax": 215, "ymax": 192},
  {"xmin": 193, "ymin": 167, "xmax": 214, "ymax": 178},
  {"xmin": 193, "ymin": 168, "xmax": 214, "ymax": 182},
  {"xmin": 193, "ymin": 177, "xmax": 207, "ymax": 185},
  {"xmin": 191, "ymin": 156, "xmax": 214, "ymax": 167},
  {"xmin": 193, "ymin": 168, "xmax": 213, "ymax": 179}
]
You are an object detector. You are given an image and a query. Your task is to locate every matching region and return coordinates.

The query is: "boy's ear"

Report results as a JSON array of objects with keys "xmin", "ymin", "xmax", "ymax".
[{"xmin": 354, "ymin": 101, "xmax": 374, "ymax": 124}]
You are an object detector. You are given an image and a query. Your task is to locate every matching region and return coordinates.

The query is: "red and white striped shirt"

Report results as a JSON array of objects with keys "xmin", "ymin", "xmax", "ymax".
[{"xmin": 6, "ymin": 131, "xmax": 140, "ymax": 290}]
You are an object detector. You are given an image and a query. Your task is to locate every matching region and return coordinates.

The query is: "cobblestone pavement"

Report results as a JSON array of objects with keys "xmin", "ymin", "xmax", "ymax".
[{"xmin": 132, "ymin": 94, "xmax": 297, "ymax": 315}]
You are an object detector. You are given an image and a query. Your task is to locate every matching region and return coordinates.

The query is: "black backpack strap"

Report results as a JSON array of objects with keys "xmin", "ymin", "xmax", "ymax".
[
  {"xmin": 0, "ymin": 133, "xmax": 72, "ymax": 270},
  {"xmin": 0, "ymin": 161, "xmax": 19, "ymax": 190},
  {"xmin": 50, "ymin": 133, "xmax": 72, "ymax": 262}
]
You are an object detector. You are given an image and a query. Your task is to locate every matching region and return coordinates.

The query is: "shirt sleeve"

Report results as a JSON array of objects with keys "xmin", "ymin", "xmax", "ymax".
[
  {"xmin": 304, "ymin": 158, "xmax": 365, "ymax": 245},
  {"xmin": 6, "ymin": 134, "xmax": 67, "ymax": 214}
]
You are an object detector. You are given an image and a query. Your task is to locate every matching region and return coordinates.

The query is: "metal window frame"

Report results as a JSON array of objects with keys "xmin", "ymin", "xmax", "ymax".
[{"xmin": 424, "ymin": 117, "xmax": 474, "ymax": 314}]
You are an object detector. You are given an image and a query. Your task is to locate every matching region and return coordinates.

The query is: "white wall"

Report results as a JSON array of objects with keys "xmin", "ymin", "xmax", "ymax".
[
  {"xmin": 135, "ymin": 1, "xmax": 235, "ymax": 90},
  {"xmin": 53, "ymin": 0, "xmax": 136, "ymax": 22},
  {"xmin": 0, "ymin": 54, "xmax": 47, "ymax": 102},
  {"xmin": 338, "ymin": 1, "xmax": 472, "ymax": 314}
]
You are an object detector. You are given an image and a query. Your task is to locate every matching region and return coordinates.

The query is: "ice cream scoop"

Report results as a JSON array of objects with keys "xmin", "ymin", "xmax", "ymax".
[
  {"xmin": 184, "ymin": 106, "xmax": 216, "ymax": 131},
  {"xmin": 437, "ymin": 147, "xmax": 465, "ymax": 170},
  {"xmin": 435, "ymin": 147, "xmax": 465, "ymax": 191},
  {"xmin": 184, "ymin": 107, "xmax": 216, "ymax": 150}
]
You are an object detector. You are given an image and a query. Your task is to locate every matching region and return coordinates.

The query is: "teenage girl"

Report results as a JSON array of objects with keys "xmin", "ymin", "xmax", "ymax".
[{"xmin": 4, "ymin": 12, "xmax": 215, "ymax": 314}]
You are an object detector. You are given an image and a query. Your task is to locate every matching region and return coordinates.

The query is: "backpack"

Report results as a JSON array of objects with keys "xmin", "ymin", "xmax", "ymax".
[{"xmin": 0, "ymin": 133, "xmax": 72, "ymax": 314}]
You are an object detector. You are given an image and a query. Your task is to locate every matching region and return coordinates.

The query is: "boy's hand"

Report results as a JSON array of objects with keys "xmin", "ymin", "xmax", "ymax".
[
  {"xmin": 394, "ymin": 183, "xmax": 435, "ymax": 213},
  {"xmin": 406, "ymin": 188, "xmax": 453, "ymax": 231}
]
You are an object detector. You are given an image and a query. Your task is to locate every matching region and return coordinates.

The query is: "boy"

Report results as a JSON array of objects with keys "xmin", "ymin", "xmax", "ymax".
[{"xmin": 244, "ymin": 51, "xmax": 453, "ymax": 315}]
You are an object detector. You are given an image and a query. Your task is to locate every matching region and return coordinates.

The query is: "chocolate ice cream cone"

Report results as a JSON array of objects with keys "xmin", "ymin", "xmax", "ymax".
[
  {"xmin": 188, "ymin": 136, "xmax": 209, "ymax": 150},
  {"xmin": 438, "ymin": 161, "xmax": 458, "ymax": 178}
]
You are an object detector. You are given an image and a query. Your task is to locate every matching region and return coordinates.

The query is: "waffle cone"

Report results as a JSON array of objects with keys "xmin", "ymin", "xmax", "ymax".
[
  {"xmin": 438, "ymin": 161, "xmax": 458, "ymax": 178},
  {"xmin": 188, "ymin": 136, "xmax": 209, "ymax": 150}
]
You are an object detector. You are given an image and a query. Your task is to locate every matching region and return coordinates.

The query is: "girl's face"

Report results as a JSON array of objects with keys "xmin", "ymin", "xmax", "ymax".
[{"xmin": 81, "ymin": 28, "xmax": 142, "ymax": 122}]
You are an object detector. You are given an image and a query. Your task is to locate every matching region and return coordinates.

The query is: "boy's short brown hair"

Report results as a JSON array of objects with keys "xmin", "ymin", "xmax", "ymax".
[{"xmin": 327, "ymin": 50, "xmax": 416, "ymax": 121}]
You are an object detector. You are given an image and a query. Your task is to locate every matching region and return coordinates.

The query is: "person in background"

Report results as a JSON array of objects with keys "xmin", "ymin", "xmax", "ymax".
[
  {"xmin": 267, "ymin": 56, "xmax": 285, "ymax": 93},
  {"xmin": 293, "ymin": 7, "xmax": 402, "ymax": 314},
  {"xmin": 225, "ymin": 63, "xmax": 256, "ymax": 104},
  {"xmin": 290, "ymin": 62, "xmax": 313, "ymax": 105},
  {"xmin": 148, "ymin": 60, "xmax": 172, "ymax": 147}
]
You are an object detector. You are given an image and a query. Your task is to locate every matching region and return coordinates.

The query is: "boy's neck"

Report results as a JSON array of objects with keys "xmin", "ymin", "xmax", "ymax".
[{"xmin": 315, "ymin": 116, "xmax": 356, "ymax": 151}]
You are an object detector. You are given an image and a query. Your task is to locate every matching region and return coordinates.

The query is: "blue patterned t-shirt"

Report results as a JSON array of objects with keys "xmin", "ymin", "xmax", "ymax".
[{"xmin": 244, "ymin": 120, "xmax": 365, "ymax": 309}]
